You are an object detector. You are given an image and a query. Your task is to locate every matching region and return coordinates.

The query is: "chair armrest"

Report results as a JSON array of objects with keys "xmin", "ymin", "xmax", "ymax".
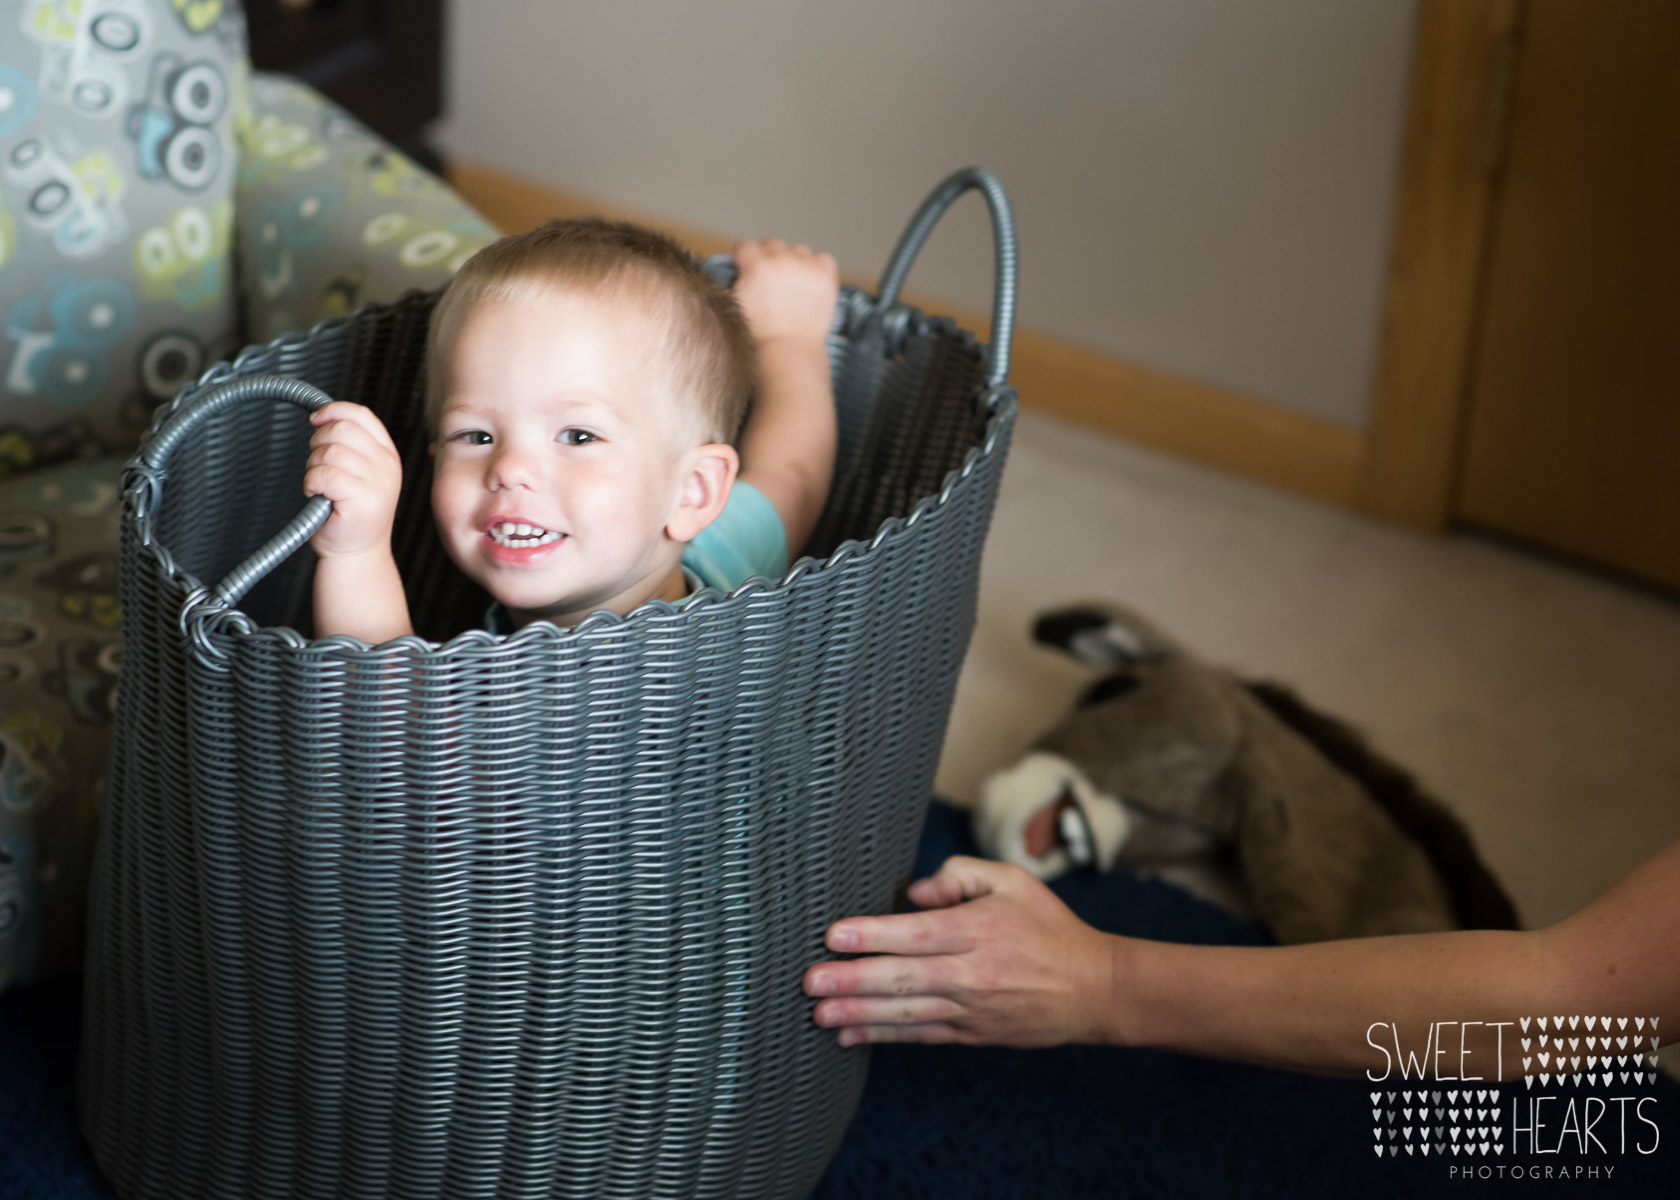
[
  {"xmin": 234, "ymin": 73, "xmax": 497, "ymax": 343},
  {"xmin": 0, "ymin": 454, "xmax": 129, "ymax": 992}
]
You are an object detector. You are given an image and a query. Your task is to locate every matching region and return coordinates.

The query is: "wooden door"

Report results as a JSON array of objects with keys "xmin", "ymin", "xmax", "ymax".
[{"xmin": 1455, "ymin": 0, "xmax": 1680, "ymax": 590}]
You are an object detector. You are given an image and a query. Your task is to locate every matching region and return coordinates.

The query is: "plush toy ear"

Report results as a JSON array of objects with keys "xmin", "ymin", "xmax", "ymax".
[{"xmin": 1032, "ymin": 603, "xmax": 1168, "ymax": 670}]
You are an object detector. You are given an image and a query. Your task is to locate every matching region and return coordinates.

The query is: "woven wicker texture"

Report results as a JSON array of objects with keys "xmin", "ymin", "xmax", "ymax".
[{"xmin": 81, "ymin": 170, "xmax": 1019, "ymax": 1200}]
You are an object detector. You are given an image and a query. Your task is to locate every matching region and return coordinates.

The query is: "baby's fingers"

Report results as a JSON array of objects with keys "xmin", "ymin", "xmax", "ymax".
[
  {"xmin": 309, "ymin": 401, "xmax": 398, "ymax": 454},
  {"xmin": 310, "ymin": 417, "xmax": 389, "ymax": 462},
  {"xmin": 308, "ymin": 418, "xmax": 404, "ymax": 498},
  {"xmin": 303, "ymin": 439, "xmax": 387, "ymax": 502},
  {"xmin": 733, "ymin": 239, "xmax": 763, "ymax": 269},
  {"xmin": 302, "ymin": 458, "xmax": 367, "ymax": 504}
]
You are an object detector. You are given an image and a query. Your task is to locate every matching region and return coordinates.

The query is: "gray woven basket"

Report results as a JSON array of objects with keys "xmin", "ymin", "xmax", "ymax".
[{"xmin": 80, "ymin": 168, "xmax": 1019, "ymax": 1200}]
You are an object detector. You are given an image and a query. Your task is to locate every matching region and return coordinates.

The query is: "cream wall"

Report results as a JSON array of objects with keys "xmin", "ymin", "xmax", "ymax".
[{"xmin": 439, "ymin": 0, "xmax": 1417, "ymax": 430}]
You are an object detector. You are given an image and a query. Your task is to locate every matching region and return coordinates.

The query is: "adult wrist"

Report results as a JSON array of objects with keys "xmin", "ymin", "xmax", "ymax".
[{"xmin": 1094, "ymin": 933, "xmax": 1148, "ymax": 1049}]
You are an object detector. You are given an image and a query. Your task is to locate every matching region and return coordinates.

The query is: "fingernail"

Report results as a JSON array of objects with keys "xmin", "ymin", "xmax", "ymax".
[
  {"xmin": 838, "ymin": 1030, "xmax": 859, "ymax": 1048},
  {"xmin": 830, "ymin": 926, "xmax": 857, "ymax": 951},
  {"xmin": 810, "ymin": 973, "xmax": 835, "ymax": 996}
]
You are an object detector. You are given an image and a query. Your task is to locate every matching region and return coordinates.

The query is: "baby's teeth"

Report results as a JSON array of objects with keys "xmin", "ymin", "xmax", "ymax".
[{"xmin": 490, "ymin": 522, "xmax": 559, "ymax": 546}]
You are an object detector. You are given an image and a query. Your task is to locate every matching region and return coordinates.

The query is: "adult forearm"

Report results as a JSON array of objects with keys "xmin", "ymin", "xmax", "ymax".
[
  {"xmin": 1116, "ymin": 840, "xmax": 1680, "ymax": 1076},
  {"xmin": 1114, "ymin": 929, "xmax": 1550, "ymax": 1080},
  {"xmin": 314, "ymin": 551, "xmax": 413, "ymax": 643}
]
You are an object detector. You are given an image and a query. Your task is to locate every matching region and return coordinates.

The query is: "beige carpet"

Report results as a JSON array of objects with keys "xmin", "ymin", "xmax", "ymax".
[{"xmin": 938, "ymin": 408, "xmax": 1680, "ymax": 942}]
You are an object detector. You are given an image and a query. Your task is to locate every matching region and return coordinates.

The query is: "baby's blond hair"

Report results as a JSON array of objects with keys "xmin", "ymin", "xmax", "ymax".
[{"xmin": 425, "ymin": 217, "xmax": 756, "ymax": 445}]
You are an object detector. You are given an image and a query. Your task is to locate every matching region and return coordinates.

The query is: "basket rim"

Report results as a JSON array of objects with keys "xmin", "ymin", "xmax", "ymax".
[{"xmin": 124, "ymin": 287, "xmax": 1017, "ymax": 660}]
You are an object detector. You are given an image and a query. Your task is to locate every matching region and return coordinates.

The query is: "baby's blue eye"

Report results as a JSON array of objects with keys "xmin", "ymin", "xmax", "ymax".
[{"xmin": 558, "ymin": 429, "xmax": 598, "ymax": 446}]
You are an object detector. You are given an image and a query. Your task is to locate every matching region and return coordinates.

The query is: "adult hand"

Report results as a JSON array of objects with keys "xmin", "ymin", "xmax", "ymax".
[{"xmin": 802, "ymin": 855, "xmax": 1123, "ymax": 1048}]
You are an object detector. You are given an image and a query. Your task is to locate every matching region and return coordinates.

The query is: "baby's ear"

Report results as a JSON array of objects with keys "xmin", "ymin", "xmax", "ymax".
[{"xmin": 666, "ymin": 443, "xmax": 740, "ymax": 543}]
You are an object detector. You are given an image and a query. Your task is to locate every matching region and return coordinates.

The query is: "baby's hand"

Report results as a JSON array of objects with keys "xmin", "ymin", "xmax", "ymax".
[
  {"xmin": 733, "ymin": 238, "xmax": 839, "ymax": 351},
  {"xmin": 304, "ymin": 402, "xmax": 402, "ymax": 559}
]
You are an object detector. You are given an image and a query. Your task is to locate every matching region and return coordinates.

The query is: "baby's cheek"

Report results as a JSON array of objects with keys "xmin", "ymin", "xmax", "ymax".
[{"xmin": 430, "ymin": 475, "xmax": 475, "ymax": 549}]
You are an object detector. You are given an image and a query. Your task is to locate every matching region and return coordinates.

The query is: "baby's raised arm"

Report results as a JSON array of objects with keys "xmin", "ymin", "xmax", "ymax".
[
  {"xmin": 306, "ymin": 401, "xmax": 414, "ymax": 643},
  {"xmin": 731, "ymin": 239, "xmax": 840, "ymax": 558}
]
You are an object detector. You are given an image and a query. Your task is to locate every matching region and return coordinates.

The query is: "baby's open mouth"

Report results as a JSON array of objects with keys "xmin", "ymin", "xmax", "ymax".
[{"xmin": 489, "ymin": 522, "xmax": 562, "ymax": 548}]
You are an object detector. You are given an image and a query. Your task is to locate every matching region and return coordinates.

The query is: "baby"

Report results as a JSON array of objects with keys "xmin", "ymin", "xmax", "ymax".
[{"xmin": 304, "ymin": 218, "xmax": 839, "ymax": 641}]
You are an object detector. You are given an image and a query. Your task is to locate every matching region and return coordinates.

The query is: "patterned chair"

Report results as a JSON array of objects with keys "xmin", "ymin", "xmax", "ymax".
[{"xmin": 0, "ymin": 0, "xmax": 497, "ymax": 990}]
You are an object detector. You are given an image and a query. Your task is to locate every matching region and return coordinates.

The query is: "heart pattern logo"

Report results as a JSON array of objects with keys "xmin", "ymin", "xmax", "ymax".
[{"xmin": 1367, "ymin": 1017, "xmax": 1660, "ymax": 1164}]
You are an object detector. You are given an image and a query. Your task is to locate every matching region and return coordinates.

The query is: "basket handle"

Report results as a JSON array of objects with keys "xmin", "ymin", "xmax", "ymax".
[
  {"xmin": 141, "ymin": 374, "xmax": 337, "ymax": 609},
  {"xmin": 701, "ymin": 167, "xmax": 1016, "ymax": 389},
  {"xmin": 875, "ymin": 166, "xmax": 1017, "ymax": 390}
]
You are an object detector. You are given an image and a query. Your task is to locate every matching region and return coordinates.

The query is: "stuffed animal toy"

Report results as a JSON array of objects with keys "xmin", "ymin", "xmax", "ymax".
[{"xmin": 974, "ymin": 602, "xmax": 1519, "ymax": 944}]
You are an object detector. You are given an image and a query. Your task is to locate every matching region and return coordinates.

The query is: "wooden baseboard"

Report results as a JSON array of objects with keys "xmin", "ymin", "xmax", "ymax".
[
  {"xmin": 1005, "ymin": 334, "xmax": 1364, "ymax": 506},
  {"xmin": 447, "ymin": 160, "xmax": 1367, "ymax": 508}
]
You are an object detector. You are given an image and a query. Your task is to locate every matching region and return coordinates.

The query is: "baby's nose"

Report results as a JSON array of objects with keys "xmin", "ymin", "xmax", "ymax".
[{"xmin": 488, "ymin": 444, "xmax": 543, "ymax": 489}]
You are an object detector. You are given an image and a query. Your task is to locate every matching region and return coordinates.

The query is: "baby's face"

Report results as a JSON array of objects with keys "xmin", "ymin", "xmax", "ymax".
[{"xmin": 431, "ymin": 286, "xmax": 697, "ymax": 626}]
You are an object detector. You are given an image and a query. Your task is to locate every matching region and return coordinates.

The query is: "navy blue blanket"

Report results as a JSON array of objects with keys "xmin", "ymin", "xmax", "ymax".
[{"xmin": 4, "ymin": 803, "xmax": 1672, "ymax": 1198}]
